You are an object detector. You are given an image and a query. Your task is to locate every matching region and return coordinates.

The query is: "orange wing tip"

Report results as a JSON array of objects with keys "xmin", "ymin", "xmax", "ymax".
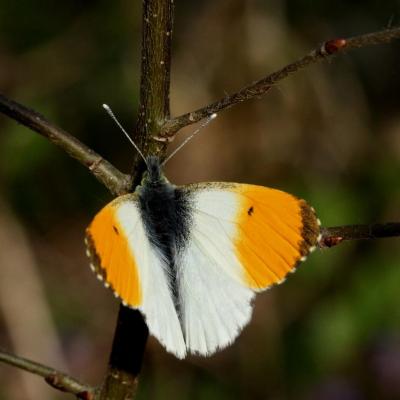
[{"xmin": 85, "ymin": 232, "xmax": 141, "ymax": 309}]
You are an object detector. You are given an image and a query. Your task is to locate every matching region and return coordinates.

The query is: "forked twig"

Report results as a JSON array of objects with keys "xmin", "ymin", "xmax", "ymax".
[{"xmin": 161, "ymin": 27, "xmax": 400, "ymax": 138}]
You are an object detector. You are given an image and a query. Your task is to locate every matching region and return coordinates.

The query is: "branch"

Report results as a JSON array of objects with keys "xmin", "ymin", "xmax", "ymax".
[
  {"xmin": 0, "ymin": 94, "xmax": 131, "ymax": 196},
  {"xmin": 160, "ymin": 26, "xmax": 400, "ymax": 138},
  {"xmin": 320, "ymin": 223, "xmax": 400, "ymax": 248},
  {"xmin": 99, "ymin": 308, "xmax": 149, "ymax": 400},
  {"xmin": 99, "ymin": 1, "xmax": 174, "ymax": 399},
  {"xmin": 130, "ymin": 0, "xmax": 174, "ymax": 176},
  {"xmin": 0, "ymin": 349, "xmax": 95, "ymax": 399}
]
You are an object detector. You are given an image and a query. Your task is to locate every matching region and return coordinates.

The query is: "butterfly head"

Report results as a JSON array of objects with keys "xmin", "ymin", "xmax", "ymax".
[{"xmin": 141, "ymin": 155, "xmax": 168, "ymax": 186}]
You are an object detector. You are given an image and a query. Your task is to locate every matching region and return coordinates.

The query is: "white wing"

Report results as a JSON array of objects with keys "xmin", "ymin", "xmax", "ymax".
[
  {"xmin": 179, "ymin": 189, "xmax": 255, "ymax": 356},
  {"xmin": 86, "ymin": 196, "xmax": 186, "ymax": 359},
  {"xmin": 116, "ymin": 201, "xmax": 187, "ymax": 358},
  {"xmin": 178, "ymin": 183, "xmax": 319, "ymax": 356}
]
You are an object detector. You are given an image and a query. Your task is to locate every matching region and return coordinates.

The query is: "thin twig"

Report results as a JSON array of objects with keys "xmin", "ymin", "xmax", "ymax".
[
  {"xmin": 161, "ymin": 26, "xmax": 400, "ymax": 138},
  {"xmin": 320, "ymin": 223, "xmax": 400, "ymax": 248},
  {"xmin": 0, "ymin": 94, "xmax": 131, "ymax": 196},
  {"xmin": 0, "ymin": 349, "xmax": 95, "ymax": 399}
]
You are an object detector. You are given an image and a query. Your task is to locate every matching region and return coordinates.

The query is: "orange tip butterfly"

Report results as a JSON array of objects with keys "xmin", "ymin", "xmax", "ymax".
[{"xmin": 85, "ymin": 105, "xmax": 321, "ymax": 359}]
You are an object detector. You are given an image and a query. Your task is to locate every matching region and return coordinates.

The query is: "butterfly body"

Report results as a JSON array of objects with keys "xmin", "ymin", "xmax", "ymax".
[
  {"xmin": 86, "ymin": 156, "xmax": 320, "ymax": 358},
  {"xmin": 137, "ymin": 156, "xmax": 192, "ymax": 317}
]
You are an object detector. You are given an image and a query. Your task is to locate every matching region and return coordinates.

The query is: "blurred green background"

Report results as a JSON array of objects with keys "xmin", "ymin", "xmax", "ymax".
[{"xmin": 1, "ymin": 1, "xmax": 400, "ymax": 399}]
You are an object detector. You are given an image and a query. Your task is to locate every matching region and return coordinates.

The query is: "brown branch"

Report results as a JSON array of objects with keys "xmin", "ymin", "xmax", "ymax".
[
  {"xmin": 319, "ymin": 223, "xmax": 400, "ymax": 248},
  {"xmin": 160, "ymin": 26, "xmax": 400, "ymax": 138},
  {"xmin": 0, "ymin": 94, "xmax": 131, "ymax": 196},
  {"xmin": 0, "ymin": 349, "xmax": 95, "ymax": 399},
  {"xmin": 99, "ymin": 1, "xmax": 174, "ymax": 399},
  {"xmin": 99, "ymin": 309, "xmax": 149, "ymax": 400},
  {"xmin": 130, "ymin": 0, "xmax": 174, "ymax": 176}
]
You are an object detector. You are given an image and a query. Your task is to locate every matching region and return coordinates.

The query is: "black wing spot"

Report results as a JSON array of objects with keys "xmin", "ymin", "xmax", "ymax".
[
  {"xmin": 248, "ymin": 206, "xmax": 254, "ymax": 216},
  {"xmin": 113, "ymin": 226, "xmax": 119, "ymax": 235}
]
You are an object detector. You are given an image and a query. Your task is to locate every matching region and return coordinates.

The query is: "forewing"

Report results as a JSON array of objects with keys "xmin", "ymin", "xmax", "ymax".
[
  {"xmin": 85, "ymin": 194, "xmax": 186, "ymax": 358},
  {"xmin": 178, "ymin": 182, "xmax": 320, "ymax": 356}
]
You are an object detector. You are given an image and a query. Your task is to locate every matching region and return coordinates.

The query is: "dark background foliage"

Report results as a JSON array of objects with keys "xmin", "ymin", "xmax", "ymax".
[{"xmin": 0, "ymin": 1, "xmax": 400, "ymax": 399}]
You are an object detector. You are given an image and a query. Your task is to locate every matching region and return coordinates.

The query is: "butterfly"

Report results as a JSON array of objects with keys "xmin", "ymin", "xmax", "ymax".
[{"xmin": 84, "ymin": 106, "xmax": 321, "ymax": 359}]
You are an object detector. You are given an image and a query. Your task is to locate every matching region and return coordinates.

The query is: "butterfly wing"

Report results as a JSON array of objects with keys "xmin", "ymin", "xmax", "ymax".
[
  {"xmin": 85, "ymin": 194, "xmax": 186, "ymax": 358},
  {"xmin": 85, "ymin": 183, "xmax": 320, "ymax": 359},
  {"xmin": 178, "ymin": 182, "xmax": 320, "ymax": 356}
]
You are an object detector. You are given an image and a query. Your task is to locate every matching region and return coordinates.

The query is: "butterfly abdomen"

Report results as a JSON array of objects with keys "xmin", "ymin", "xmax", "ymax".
[{"xmin": 138, "ymin": 179, "xmax": 193, "ymax": 317}]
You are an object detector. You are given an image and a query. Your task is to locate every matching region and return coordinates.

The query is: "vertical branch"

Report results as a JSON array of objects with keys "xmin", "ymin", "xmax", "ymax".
[
  {"xmin": 100, "ymin": 1, "xmax": 174, "ymax": 399},
  {"xmin": 132, "ymin": 0, "xmax": 174, "ymax": 176},
  {"xmin": 99, "ymin": 309, "xmax": 149, "ymax": 400}
]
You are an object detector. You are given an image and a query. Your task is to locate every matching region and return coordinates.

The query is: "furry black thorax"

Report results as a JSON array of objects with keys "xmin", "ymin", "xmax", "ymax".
[{"xmin": 136, "ymin": 156, "xmax": 192, "ymax": 313}]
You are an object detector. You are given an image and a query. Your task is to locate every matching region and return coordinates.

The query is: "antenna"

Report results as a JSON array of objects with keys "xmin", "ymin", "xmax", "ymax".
[
  {"xmin": 102, "ymin": 104, "xmax": 148, "ymax": 166},
  {"xmin": 162, "ymin": 113, "xmax": 217, "ymax": 166}
]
